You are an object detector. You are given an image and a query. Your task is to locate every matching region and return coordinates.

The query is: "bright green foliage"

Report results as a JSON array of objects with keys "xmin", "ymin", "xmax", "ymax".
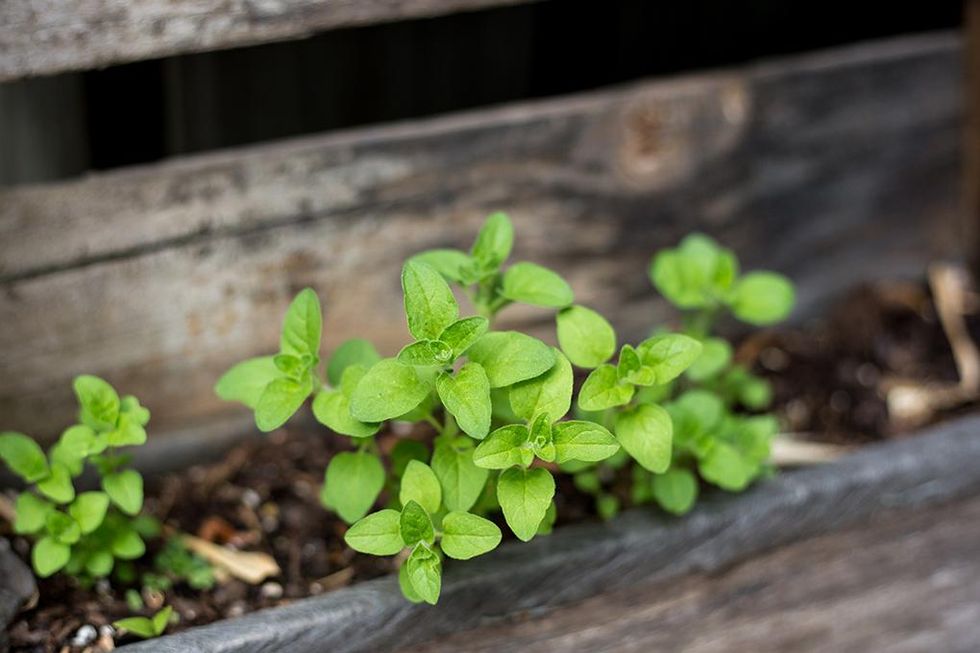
[
  {"xmin": 568, "ymin": 234, "xmax": 793, "ymax": 520},
  {"xmin": 497, "ymin": 467, "xmax": 555, "ymax": 542},
  {"xmin": 215, "ymin": 288, "xmax": 325, "ymax": 432},
  {"xmin": 114, "ymin": 605, "xmax": 175, "ymax": 640},
  {"xmin": 556, "ymin": 305, "xmax": 617, "ymax": 368},
  {"xmin": 144, "ymin": 538, "xmax": 216, "ymax": 592},
  {"xmin": 649, "ymin": 233, "xmax": 794, "ymax": 328},
  {"xmin": 321, "ymin": 451, "xmax": 385, "ymax": 524},
  {"xmin": 214, "ymin": 217, "xmax": 794, "ymax": 607},
  {"xmin": 2, "ymin": 377, "xmax": 161, "ymax": 581}
]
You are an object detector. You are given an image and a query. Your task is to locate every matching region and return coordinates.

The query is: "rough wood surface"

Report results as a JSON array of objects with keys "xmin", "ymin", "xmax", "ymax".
[
  {"xmin": 407, "ymin": 497, "xmax": 980, "ymax": 653},
  {"xmin": 0, "ymin": 0, "xmax": 542, "ymax": 82},
  {"xmin": 120, "ymin": 413, "xmax": 980, "ymax": 652},
  {"xmin": 0, "ymin": 34, "xmax": 963, "ymax": 442}
]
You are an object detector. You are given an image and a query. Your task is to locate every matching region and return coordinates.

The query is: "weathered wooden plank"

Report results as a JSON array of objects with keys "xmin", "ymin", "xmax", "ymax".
[
  {"xmin": 0, "ymin": 0, "xmax": 543, "ymax": 82},
  {"xmin": 406, "ymin": 497, "xmax": 980, "ymax": 653},
  {"xmin": 0, "ymin": 33, "xmax": 963, "ymax": 442}
]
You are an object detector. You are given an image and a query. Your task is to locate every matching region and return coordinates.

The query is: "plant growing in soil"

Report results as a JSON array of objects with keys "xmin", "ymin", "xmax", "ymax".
[
  {"xmin": 1, "ymin": 376, "xmax": 153, "ymax": 581},
  {"xmin": 565, "ymin": 233, "xmax": 795, "ymax": 517},
  {"xmin": 216, "ymin": 213, "xmax": 713, "ymax": 604}
]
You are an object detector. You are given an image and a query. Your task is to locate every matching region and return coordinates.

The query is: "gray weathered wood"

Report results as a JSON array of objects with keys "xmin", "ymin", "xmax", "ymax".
[
  {"xmin": 0, "ymin": 0, "xmax": 543, "ymax": 82},
  {"xmin": 0, "ymin": 33, "xmax": 963, "ymax": 442},
  {"xmin": 407, "ymin": 498, "xmax": 980, "ymax": 653},
  {"xmin": 119, "ymin": 412, "xmax": 980, "ymax": 652}
]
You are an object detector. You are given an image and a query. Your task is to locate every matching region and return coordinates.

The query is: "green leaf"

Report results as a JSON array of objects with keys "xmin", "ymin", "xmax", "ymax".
[
  {"xmin": 312, "ymin": 389, "xmax": 380, "ymax": 438},
  {"xmin": 349, "ymin": 358, "xmax": 435, "ymax": 423},
  {"xmin": 497, "ymin": 467, "xmax": 555, "ymax": 542},
  {"xmin": 327, "ymin": 339, "xmax": 382, "ymax": 386},
  {"xmin": 438, "ymin": 316, "xmax": 489, "ymax": 359},
  {"xmin": 0, "ymin": 432, "xmax": 49, "ymax": 483},
  {"xmin": 465, "ymin": 331, "xmax": 556, "ymax": 388},
  {"xmin": 509, "ymin": 349, "xmax": 573, "ymax": 422},
  {"xmin": 404, "ymin": 544, "xmax": 441, "ymax": 605},
  {"xmin": 597, "ymin": 494, "xmax": 620, "ymax": 520},
  {"xmin": 344, "ymin": 509, "xmax": 404, "ymax": 555},
  {"xmin": 280, "ymin": 288, "xmax": 322, "ymax": 358},
  {"xmin": 649, "ymin": 234, "xmax": 737, "ymax": 309},
  {"xmin": 411, "ymin": 249, "xmax": 473, "ymax": 283},
  {"xmin": 699, "ymin": 442, "xmax": 752, "ymax": 491},
  {"xmin": 73, "ymin": 375, "xmax": 121, "ymax": 431},
  {"xmin": 436, "ymin": 363, "xmax": 492, "ymax": 439},
  {"xmin": 670, "ymin": 390, "xmax": 726, "ymax": 437},
  {"xmin": 215, "ymin": 356, "xmax": 282, "ymax": 409},
  {"xmin": 14, "ymin": 493, "xmax": 52, "ymax": 534},
  {"xmin": 431, "ymin": 440, "xmax": 488, "ymax": 512},
  {"xmin": 44, "ymin": 511, "xmax": 81, "ymax": 544},
  {"xmin": 399, "ymin": 461, "xmax": 442, "ymax": 515},
  {"xmin": 86, "ymin": 550, "xmax": 114, "ymax": 577},
  {"xmin": 112, "ymin": 527, "xmax": 146, "ymax": 559},
  {"xmin": 320, "ymin": 451, "xmax": 385, "ymax": 524},
  {"xmin": 113, "ymin": 614, "xmax": 159, "ymax": 639},
  {"xmin": 399, "ymin": 500, "xmax": 434, "ymax": 546},
  {"xmin": 615, "ymin": 404, "xmax": 673, "ymax": 473},
  {"xmin": 398, "ymin": 561, "xmax": 424, "ymax": 603},
  {"xmin": 107, "ymin": 411, "xmax": 148, "ymax": 447},
  {"xmin": 273, "ymin": 354, "xmax": 304, "ymax": 378},
  {"xmin": 616, "ymin": 344, "xmax": 648, "ymax": 385},
  {"xmin": 556, "ymin": 305, "xmax": 616, "ymax": 368},
  {"xmin": 69, "ymin": 491, "xmax": 110, "ymax": 534},
  {"xmin": 636, "ymin": 334, "xmax": 703, "ymax": 385},
  {"xmin": 402, "ymin": 260, "xmax": 459, "ymax": 341},
  {"xmin": 653, "ymin": 468, "xmax": 699, "ymax": 515},
  {"xmin": 470, "ymin": 211, "xmax": 513, "ymax": 270},
  {"xmin": 49, "ymin": 425, "xmax": 100, "ymax": 476},
  {"xmin": 103, "ymin": 469, "xmax": 143, "ymax": 515},
  {"xmin": 441, "ymin": 512, "xmax": 502, "ymax": 560},
  {"xmin": 32, "ymin": 536, "xmax": 70, "ymax": 577},
  {"xmin": 152, "ymin": 606, "xmax": 174, "ymax": 635},
  {"xmin": 500, "ymin": 262, "xmax": 574, "ymax": 308},
  {"xmin": 527, "ymin": 413, "xmax": 555, "ymax": 462},
  {"xmin": 552, "ymin": 421, "xmax": 620, "ymax": 464},
  {"xmin": 536, "ymin": 501, "xmax": 558, "ymax": 535},
  {"xmin": 397, "ymin": 340, "xmax": 455, "ymax": 367},
  {"xmin": 37, "ymin": 463, "xmax": 75, "ymax": 504},
  {"xmin": 254, "ymin": 376, "xmax": 311, "ymax": 432},
  {"xmin": 729, "ymin": 271, "xmax": 795, "ymax": 325},
  {"xmin": 686, "ymin": 338, "xmax": 732, "ymax": 381},
  {"xmin": 578, "ymin": 365, "xmax": 634, "ymax": 411},
  {"xmin": 472, "ymin": 425, "xmax": 531, "ymax": 470}
]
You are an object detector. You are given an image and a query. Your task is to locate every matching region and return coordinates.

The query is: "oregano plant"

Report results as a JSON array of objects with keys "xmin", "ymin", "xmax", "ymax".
[
  {"xmin": 215, "ymin": 217, "xmax": 793, "ymax": 605},
  {"xmin": 565, "ymin": 233, "xmax": 794, "ymax": 518},
  {"xmin": 0, "ymin": 376, "xmax": 154, "ymax": 581}
]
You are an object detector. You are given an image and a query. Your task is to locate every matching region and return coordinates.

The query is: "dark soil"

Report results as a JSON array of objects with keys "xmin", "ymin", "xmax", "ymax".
[{"xmin": 5, "ymin": 281, "xmax": 976, "ymax": 652}]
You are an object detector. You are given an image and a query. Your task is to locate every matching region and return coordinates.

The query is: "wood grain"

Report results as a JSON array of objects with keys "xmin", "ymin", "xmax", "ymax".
[
  {"xmin": 406, "ymin": 497, "xmax": 980, "ymax": 653},
  {"xmin": 0, "ymin": 0, "xmax": 542, "ymax": 82},
  {"xmin": 0, "ymin": 33, "xmax": 963, "ymax": 442},
  {"xmin": 968, "ymin": 0, "xmax": 980, "ymax": 277}
]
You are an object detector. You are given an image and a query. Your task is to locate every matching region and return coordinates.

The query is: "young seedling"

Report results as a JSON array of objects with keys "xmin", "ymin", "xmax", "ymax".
[
  {"xmin": 1, "ymin": 376, "xmax": 153, "ymax": 580},
  {"xmin": 113, "ymin": 605, "xmax": 176, "ymax": 640}
]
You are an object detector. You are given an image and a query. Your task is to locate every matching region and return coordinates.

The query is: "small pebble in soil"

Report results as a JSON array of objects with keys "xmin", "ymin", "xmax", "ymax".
[
  {"xmin": 760, "ymin": 346, "xmax": 790, "ymax": 371},
  {"xmin": 260, "ymin": 582, "xmax": 284, "ymax": 600},
  {"xmin": 227, "ymin": 601, "xmax": 246, "ymax": 617},
  {"xmin": 242, "ymin": 488, "xmax": 262, "ymax": 509},
  {"xmin": 71, "ymin": 624, "xmax": 97, "ymax": 647}
]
